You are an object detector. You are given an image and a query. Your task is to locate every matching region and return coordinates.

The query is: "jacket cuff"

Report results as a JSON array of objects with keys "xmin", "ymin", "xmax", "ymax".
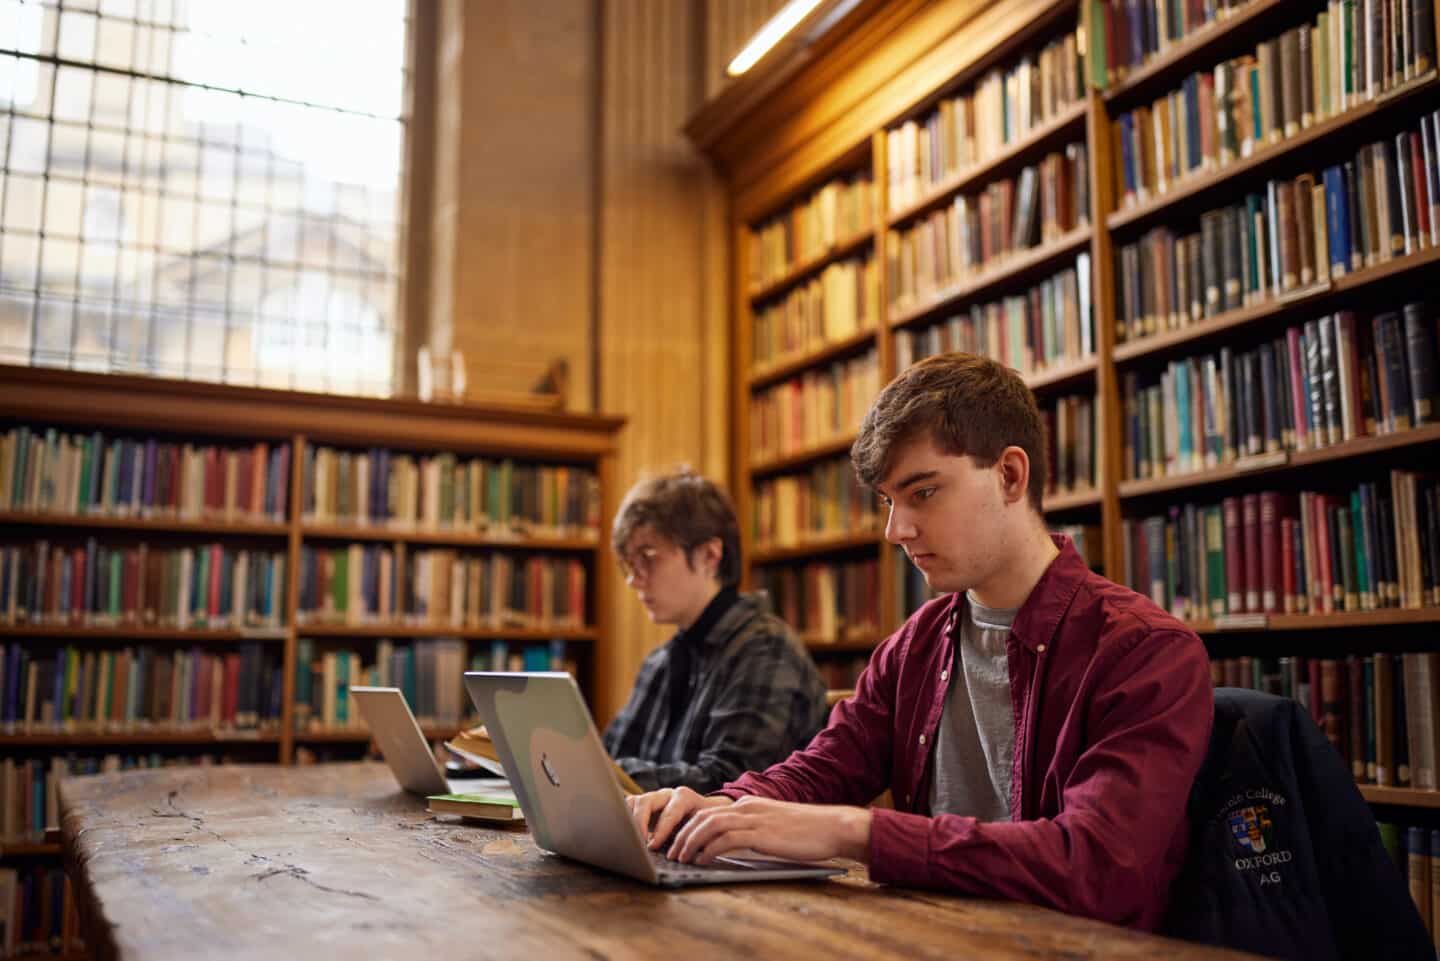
[{"xmin": 867, "ymin": 807, "xmax": 935, "ymax": 886}]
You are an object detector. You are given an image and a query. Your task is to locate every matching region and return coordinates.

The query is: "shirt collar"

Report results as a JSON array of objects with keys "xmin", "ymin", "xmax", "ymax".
[
  {"xmin": 675, "ymin": 585, "xmax": 740, "ymax": 650},
  {"xmin": 945, "ymin": 533, "xmax": 1085, "ymax": 654}
]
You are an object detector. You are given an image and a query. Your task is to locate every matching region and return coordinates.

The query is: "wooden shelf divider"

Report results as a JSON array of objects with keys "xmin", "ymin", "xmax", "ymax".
[
  {"xmin": 749, "ymin": 328, "xmax": 879, "ymax": 391},
  {"xmin": 748, "ymin": 231, "xmax": 874, "ymax": 305},
  {"xmin": 887, "ymin": 226, "xmax": 1093, "ymax": 330}
]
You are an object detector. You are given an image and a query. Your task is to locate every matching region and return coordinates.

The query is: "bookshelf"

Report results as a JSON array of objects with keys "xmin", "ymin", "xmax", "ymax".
[
  {"xmin": 0, "ymin": 364, "xmax": 623, "ymax": 949},
  {"xmin": 689, "ymin": 0, "xmax": 1440, "ymax": 817}
]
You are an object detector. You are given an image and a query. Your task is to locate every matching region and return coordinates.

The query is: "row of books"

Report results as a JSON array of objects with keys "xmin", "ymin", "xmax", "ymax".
[
  {"xmin": 295, "ymin": 546, "xmax": 588, "ymax": 629},
  {"xmin": 1111, "ymin": 5, "xmax": 1437, "ymax": 210},
  {"xmin": 293, "ymin": 638, "xmax": 574, "ymax": 730},
  {"xmin": 815, "ymin": 655, "xmax": 872, "ymax": 691},
  {"xmin": 1121, "ymin": 475, "xmax": 1438, "ymax": 622},
  {"xmin": 1, "ymin": 753, "xmax": 227, "ymax": 845},
  {"xmin": 750, "ymin": 350, "xmax": 881, "ymax": 463},
  {"xmin": 885, "ymin": 27, "xmax": 1086, "ymax": 210},
  {"xmin": 755, "ymin": 558, "xmax": 881, "ymax": 643},
  {"xmin": 0, "ymin": 426, "xmax": 290, "ymax": 522},
  {"xmin": 0, "ymin": 865, "xmax": 76, "ymax": 959},
  {"xmin": 752, "ymin": 459, "xmax": 881, "ymax": 551},
  {"xmin": 0, "ymin": 643, "xmax": 282, "ymax": 734},
  {"xmin": 1388, "ymin": 821, "xmax": 1440, "ymax": 939},
  {"xmin": 1210, "ymin": 652, "xmax": 1440, "ymax": 791},
  {"xmin": 750, "ymin": 173, "xmax": 875, "ymax": 291},
  {"xmin": 1041, "ymin": 392, "xmax": 1098, "ymax": 497},
  {"xmin": 0, "ymin": 542, "xmax": 288, "ymax": 629},
  {"xmin": 301, "ymin": 446, "xmax": 601, "ymax": 537},
  {"xmin": 892, "ymin": 253, "xmax": 1095, "ymax": 378},
  {"xmin": 751, "ymin": 256, "xmax": 880, "ymax": 370},
  {"xmin": 886, "ymin": 144, "xmax": 1090, "ymax": 309},
  {"xmin": 1085, "ymin": 0, "xmax": 1250, "ymax": 88},
  {"xmin": 1122, "ymin": 306, "xmax": 1438, "ymax": 481},
  {"xmin": 1115, "ymin": 116, "xmax": 1440, "ymax": 342}
]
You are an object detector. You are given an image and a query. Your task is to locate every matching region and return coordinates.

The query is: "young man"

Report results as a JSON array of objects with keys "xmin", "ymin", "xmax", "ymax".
[
  {"xmin": 627, "ymin": 354, "xmax": 1213, "ymax": 931},
  {"xmin": 602, "ymin": 468, "xmax": 828, "ymax": 794}
]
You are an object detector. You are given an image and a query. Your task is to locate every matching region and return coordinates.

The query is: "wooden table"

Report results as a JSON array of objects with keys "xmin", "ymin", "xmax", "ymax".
[{"xmin": 58, "ymin": 763, "xmax": 1260, "ymax": 961}]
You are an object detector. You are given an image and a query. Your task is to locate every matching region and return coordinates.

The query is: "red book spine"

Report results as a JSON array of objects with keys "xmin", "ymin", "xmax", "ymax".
[
  {"xmin": 237, "ymin": 449, "xmax": 252, "ymax": 518},
  {"xmin": 1280, "ymin": 516, "xmax": 1296, "ymax": 613},
  {"xmin": 1242, "ymin": 493, "xmax": 1261, "ymax": 613},
  {"xmin": 1410, "ymin": 132, "xmax": 1431, "ymax": 243},
  {"xmin": 208, "ymin": 544, "xmax": 222, "ymax": 624},
  {"xmin": 1223, "ymin": 496, "xmax": 1243, "ymax": 613},
  {"xmin": 196, "ymin": 653, "xmax": 211, "ymax": 723},
  {"xmin": 223, "ymin": 652, "xmax": 242, "ymax": 727},
  {"xmin": 1260, "ymin": 491, "xmax": 1280, "ymax": 613},
  {"xmin": 70, "ymin": 548, "xmax": 85, "ymax": 625}
]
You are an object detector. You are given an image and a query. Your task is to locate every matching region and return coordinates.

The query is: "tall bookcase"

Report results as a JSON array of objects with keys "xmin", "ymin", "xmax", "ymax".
[
  {"xmin": 723, "ymin": 0, "xmax": 1108, "ymax": 695},
  {"xmin": 0, "ymin": 365, "xmax": 622, "ymax": 956},
  {"xmin": 691, "ymin": 0, "xmax": 1440, "ymax": 824}
]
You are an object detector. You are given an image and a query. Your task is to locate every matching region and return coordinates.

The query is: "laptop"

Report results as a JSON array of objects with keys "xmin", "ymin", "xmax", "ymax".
[
  {"xmin": 351, "ymin": 686, "xmax": 512, "ymax": 800},
  {"xmin": 462, "ymin": 671, "xmax": 844, "ymax": 887}
]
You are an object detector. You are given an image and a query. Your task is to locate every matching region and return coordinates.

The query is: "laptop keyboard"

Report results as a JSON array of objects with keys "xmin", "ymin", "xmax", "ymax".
[{"xmin": 648, "ymin": 848, "xmax": 757, "ymax": 879}]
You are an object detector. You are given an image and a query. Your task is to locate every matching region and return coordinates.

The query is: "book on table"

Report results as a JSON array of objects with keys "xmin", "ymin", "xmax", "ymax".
[{"xmin": 426, "ymin": 792, "xmax": 524, "ymax": 822}]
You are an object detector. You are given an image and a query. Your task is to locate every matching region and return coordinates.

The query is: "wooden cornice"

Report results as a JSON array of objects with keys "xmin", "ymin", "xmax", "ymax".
[
  {"xmin": 685, "ymin": 0, "xmax": 1078, "ymax": 224},
  {"xmin": 0, "ymin": 365, "xmax": 625, "ymax": 457}
]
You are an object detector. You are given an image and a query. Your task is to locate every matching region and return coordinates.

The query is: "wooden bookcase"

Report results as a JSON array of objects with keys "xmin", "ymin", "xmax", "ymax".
[
  {"xmin": 0, "ymin": 364, "xmax": 622, "ymax": 948},
  {"xmin": 689, "ymin": 0, "xmax": 1440, "ymax": 817}
]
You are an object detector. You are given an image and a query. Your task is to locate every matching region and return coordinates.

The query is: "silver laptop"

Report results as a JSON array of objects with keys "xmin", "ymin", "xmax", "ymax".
[
  {"xmin": 351, "ymin": 686, "xmax": 512, "ymax": 800},
  {"xmin": 462, "ymin": 671, "xmax": 843, "ymax": 887}
]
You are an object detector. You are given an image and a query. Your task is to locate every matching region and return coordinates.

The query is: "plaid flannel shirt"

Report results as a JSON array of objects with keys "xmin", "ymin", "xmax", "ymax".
[{"xmin": 601, "ymin": 591, "xmax": 828, "ymax": 793}]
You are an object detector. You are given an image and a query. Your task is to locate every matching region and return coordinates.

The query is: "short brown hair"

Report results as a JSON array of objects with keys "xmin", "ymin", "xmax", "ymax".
[
  {"xmin": 611, "ymin": 468, "xmax": 742, "ymax": 586},
  {"xmin": 851, "ymin": 352, "xmax": 1046, "ymax": 512}
]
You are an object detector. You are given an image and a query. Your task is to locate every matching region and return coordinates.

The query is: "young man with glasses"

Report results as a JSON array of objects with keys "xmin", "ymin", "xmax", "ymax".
[
  {"xmin": 625, "ymin": 354, "xmax": 1213, "ymax": 931},
  {"xmin": 601, "ymin": 468, "xmax": 828, "ymax": 793}
]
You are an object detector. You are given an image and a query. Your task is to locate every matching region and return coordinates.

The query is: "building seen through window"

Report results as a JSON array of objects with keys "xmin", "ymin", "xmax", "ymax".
[{"xmin": 0, "ymin": 0, "xmax": 408, "ymax": 396}]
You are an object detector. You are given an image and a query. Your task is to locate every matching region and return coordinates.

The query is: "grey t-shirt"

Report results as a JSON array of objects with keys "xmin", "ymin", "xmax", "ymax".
[{"xmin": 928, "ymin": 592, "xmax": 1017, "ymax": 821}]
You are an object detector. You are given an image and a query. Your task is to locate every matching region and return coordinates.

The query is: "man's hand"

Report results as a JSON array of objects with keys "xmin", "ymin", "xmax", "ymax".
[
  {"xmin": 668, "ymin": 795, "xmax": 872, "ymax": 866},
  {"xmin": 626, "ymin": 786, "xmax": 732, "ymax": 851}
]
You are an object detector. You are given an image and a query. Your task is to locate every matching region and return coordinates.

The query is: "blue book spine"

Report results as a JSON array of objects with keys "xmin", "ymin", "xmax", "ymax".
[
  {"xmin": 1120, "ymin": 114, "xmax": 1135, "ymax": 196},
  {"xmin": 1324, "ymin": 165, "xmax": 1349, "ymax": 276},
  {"xmin": 51, "ymin": 649, "xmax": 66, "ymax": 726},
  {"xmin": 33, "ymin": 764, "xmax": 45, "ymax": 834},
  {"xmin": 403, "ymin": 646, "xmax": 417, "ymax": 708},
  {"xmin": 1178, "ymin": 359, "xmax": 1194, "ymax": 467}
]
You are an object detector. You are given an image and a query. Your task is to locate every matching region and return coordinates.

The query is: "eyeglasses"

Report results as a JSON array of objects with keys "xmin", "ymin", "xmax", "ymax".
[{"xmin": 617, "ymin": 544, "xmax": 666, "ymax": 582}]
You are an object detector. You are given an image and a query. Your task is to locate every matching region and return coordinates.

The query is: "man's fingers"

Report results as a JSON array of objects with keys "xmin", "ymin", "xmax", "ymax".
[
  {"xmin": 647, "ymin": 791, "xmax": 695, "ymax": 850},
  {"xmin": 673, "ymin": 808, "xmax": 745, "ymax": 863}
]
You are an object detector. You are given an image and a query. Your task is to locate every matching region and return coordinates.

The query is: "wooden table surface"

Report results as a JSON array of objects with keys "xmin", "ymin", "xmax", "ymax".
[{"xmin": 58, "ymin": 762, "xmax": 1262, "ymax": 961}]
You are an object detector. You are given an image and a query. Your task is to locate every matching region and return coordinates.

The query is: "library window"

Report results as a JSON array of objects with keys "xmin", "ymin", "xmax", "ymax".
[{"xmin": 0, "ymin": 0, "xmax": 408, "ymax": 396}]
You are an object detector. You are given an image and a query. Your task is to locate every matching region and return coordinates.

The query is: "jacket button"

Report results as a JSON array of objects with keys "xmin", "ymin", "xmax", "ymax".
[
  {"xmin": 918, "ymin": 733, "xmax": 926, "ymax": 745},
  {"xmin": 940, "ymin": 669, "xmax": 948, "ymax": 681},
  {"xmin": 1036, "ymin": 644, "xmax": 1047, "ymax": 653}
]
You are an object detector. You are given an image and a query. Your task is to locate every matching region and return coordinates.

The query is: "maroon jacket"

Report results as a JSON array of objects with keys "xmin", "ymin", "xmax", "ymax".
[{"xmin": 719, "ymin": 534, "xmax": 1212, "ymax": 930}]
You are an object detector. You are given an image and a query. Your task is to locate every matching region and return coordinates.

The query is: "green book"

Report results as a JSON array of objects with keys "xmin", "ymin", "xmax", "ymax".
[
  {"xmin": 1205, "ymin": 506, "xmax": 1226, "ymax": 617},
  {"xmin": 427, "ymin": 793, "xmax": 523, "ymax": 822},
  {"xmin": 77, "ymin": 437, "xmax": 92, "ymax": 514},
  {"xmin": 108, "ymin": 551, "xmax": 122, "ymax": 621},
  {"xmin": 333, "ymin": 550, "xmax": 348, "ymax": 617}
]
